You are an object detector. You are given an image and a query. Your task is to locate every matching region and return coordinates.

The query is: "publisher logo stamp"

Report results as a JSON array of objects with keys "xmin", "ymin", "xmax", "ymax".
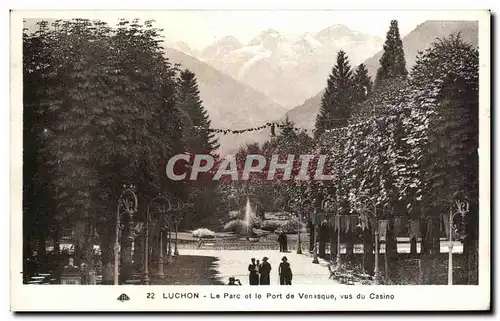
[{"xmin": 117, "ymin": 293, "xmax": 130, "ymax": 302}]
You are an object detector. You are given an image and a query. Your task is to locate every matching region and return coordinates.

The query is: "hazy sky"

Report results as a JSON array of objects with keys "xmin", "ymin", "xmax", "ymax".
[{"xmin": 148, "ymin": 11, "xmax": 428, "ymax": 49}]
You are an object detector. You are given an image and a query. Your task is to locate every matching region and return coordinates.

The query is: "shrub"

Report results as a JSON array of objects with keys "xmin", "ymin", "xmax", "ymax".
[
  {"xmin": 224, "ymin": 219, "xmax": 263, "ymax": 236},
  {"xmin": 251, "ymin": 215, "xmax": 263, "ymax": 229},
  {"xmin": 281, "ymin": 217, "xmax": 303, "ymax": 234},
  {"xmin": 261, "ymin": 220, "xmax": 285, "ymax": 232},
  {"xmin": 224, "ymin": 212, "xmax": 262, "ymax": 230},
  {"xmin": 191, "ymin": 228, "xmax": 215, "ymax": 239},
  {"xmin": 266, "ymin": 212, "xmax": 290, "ymax": 221}
]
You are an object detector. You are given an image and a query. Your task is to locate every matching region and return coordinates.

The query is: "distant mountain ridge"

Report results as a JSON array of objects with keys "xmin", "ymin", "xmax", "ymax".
[
  {"xmin": 284, "ymin": 20, "xmax": 479, "ymax": 131},
  {"xmin": 362, "ymin": 20, "xmax": 479, "ymax": 79},
  {"xmin": 201, "ymin": 36, "xmax": 242, "ymax": 59},
  {"xmin": 24, "ymin": 19, "xmax": 480, "ymax": 154},
  {"xmin": 195, "ymin": 25, "xmax": 384, "ymax": 108},
  {"xmin": 164, "ymin": 48, "xmax": 288, "ymax": 155}
]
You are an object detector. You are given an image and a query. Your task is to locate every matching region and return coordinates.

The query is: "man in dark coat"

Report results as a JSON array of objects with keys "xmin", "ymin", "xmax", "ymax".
[
  {"xmin": 278, "ymin": 232, "xmax": 285, "ymax": 252},
  {"xmin": 248, "ymin": 258, "xmax": 259, "ymax": 285},
  {"xmin": 279, "ymin": 256, "xmax": 292, "ymax": 285},
  {"xmin": 259, "ymin": 257, "xmax": 272, "ymax": 285},
  {"xmin": 283, "ymin": 232, "xmax": 288, "ymax": 252}
]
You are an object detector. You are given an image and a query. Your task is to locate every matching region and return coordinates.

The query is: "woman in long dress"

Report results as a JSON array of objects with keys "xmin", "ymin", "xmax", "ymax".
[
  {"xmin": 279, "ymin": 256, "xmax": 292, "ymax": 285},
  {"xmin": 259, "ymin": 257, "xmax": 272, "ymax": 285},
  {"xmin": 248, "ymin": 258, "xmax": 259, "ymax": 285}
]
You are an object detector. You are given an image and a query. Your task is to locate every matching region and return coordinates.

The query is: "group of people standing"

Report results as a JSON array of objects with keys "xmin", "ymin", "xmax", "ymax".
[{"xmin": 247, "ymin": 256, "xmax": 293, "ymax": 285}]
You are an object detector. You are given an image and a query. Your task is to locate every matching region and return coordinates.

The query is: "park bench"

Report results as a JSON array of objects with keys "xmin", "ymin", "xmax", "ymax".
[
  {"xmin": 28, "ymin": 280, "xmax": 42, "ymax": 284},
  {"xmin": 197, "ymin": 240, "xmax": 216, "ymax": 249},
  {"xmin": 27, "ymin": 272, "xmax": 54, "ymax": 285},
  {"xmin": 204, "ymin": 242, "xmax": 216, "ymax": 248}
]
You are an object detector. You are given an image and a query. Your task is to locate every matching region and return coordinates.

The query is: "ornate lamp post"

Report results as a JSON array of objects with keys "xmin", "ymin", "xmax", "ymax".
[
  {"xmin": 290, "ymin": 198, "xmax": 315, "ymax": 259},
  {"xmin": 311, "ymin": 207, "xmax": 319, "ymax": 264},
  {"xmin": 298, "ymin": 199, "xmax": 312, "ymax": 255},
  {"xmin": 356, "ymin": 195, "xmax": 380, "ymax": 285},
  {"xmin": 303, "ymin": 199, "xmax": 320, "ymax": 263},
  {"xmin": 144, "ymin": 195, "xmax": 171, "ymax": 283},
  {"xmin": 447, "ymin": 196, "xmax": 469, "ymax": 285},
  {"xmin": 173, "ymin": 199, "xmax": 183, "ymax": 256},
  {"xmin": 114, "ymin": 185, "xmax": 138, "ymax": 286},
  {"xmin": 382, "ymin": 204, "xmax": 390, "ymax": 282},
  {"xmin": 288, "ymin": 199, "xmax": 303, "ymax": 255},
  {"xmin": 166, "ymin": 214, "xmax": 173, "ymax": 264}
]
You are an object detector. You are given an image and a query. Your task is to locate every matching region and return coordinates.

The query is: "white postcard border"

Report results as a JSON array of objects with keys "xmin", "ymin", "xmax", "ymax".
[{"xmin": 9, "ymin": 9, "xmax": 491, "ymax": 312}]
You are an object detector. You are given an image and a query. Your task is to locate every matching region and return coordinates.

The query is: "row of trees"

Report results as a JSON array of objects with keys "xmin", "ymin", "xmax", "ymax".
[
  {"xmin": 311, "ymin": 21, "xmax": 478, "ymax": 282},
  {"xmin": 23, "ymin": 19, "xmax": 222, "ymax": 278},
  {"xmin": 231, "ymin": 20, "xmax": 479, "ymax": 283}
]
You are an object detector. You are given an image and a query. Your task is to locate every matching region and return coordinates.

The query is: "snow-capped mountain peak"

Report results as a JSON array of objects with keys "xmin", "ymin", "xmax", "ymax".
[
  {"xmin": 213, "ymin": 35, "xmax": 242, "ymax": 48},
  {"xmin": 201, "ymin": 35, "xmax": 243, "ymax": 58},
  {"xmin": 318, "ymin": 24, "xmax": 353, "ymax": 34},
  {"xmin": 315, "ymin": 24, "xmax": 363, "ymax": 44},
  {"xmin": 294, "ymin": 33, "xmax": 323, "ymax": 51},
  {"xmin": 199, "ymin": 26, "xmax": 384, "ymax": 107},
  {"xmin": 258, "ymin": 28, "xmax": 281, "ymax": 37},
  {"xmin": 248, "ymin": 29, "xmax": 287, "ymax": 50}
]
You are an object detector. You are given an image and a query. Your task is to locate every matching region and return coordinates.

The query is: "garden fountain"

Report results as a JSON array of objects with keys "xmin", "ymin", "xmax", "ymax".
[{"xmin": 244, "ymin": 198, "xmax": 252, "ymax": 239}]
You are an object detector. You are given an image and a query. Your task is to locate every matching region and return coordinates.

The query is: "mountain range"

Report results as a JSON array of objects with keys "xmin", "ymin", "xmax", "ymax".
[
  {"xmin": 163, "ymin": 48, "xmax": 288, "ymax": 155},
  {"xmin": 284, "ymin": 20, "xmax": 479, "ymax": 130},
  {"xmin": 194, "ymin": 26, "xmax": 384, "ymax": 108},
  {"xmin": 163, "ymin": 24, "xmax": 385, "ymax": 154},
  {"xmin": 23, "ymin": 19, "xmax": 480, "ymax": 155}
]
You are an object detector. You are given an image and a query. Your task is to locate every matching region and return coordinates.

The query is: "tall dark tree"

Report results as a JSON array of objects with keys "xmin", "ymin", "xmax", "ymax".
[
  {"xmin": 176, "ymin": 69, "xmax": 223, "ymax": 229},
  {"xmin": 412, "ymin": 34, "xmax": 479, "ymax": 283},
  {"xmin": 352, "ymin": 63, "xmax": 373, "ymax": 103},
  {"xmin": 22, "ymin": 19, "xmax": 187, "ymax": 283},
  {"xmin": 178, "ymin": 69, "xmax": 219, "ymax": 155},
  {"xmin": 315, "ymin": 50, "xmax": 354, "ymax": 138},
  {"xmin": 271, "ymin": 117, "xmax": 315, "ymax": 217},
  {"xmin": 278, "ymin": 116, "xmax": 297, "ymax": 143},
  {"xmin": 23, "ymin": 20, "xmax": 57, "ymax": 279},
  {"xmin": 375, "ymin": 20, "xmax": 407, "ymax": 85}
]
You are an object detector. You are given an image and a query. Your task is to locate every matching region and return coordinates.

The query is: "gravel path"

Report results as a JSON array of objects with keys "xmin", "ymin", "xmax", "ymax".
[{"xmin": 180, "ymin": 249, "xmax": 332, "ymax": 285}]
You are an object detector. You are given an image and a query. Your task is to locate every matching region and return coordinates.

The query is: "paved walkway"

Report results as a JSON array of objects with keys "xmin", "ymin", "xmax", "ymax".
[{"xmin": 180, "ymin": 249, "xmax": 332, "ymax": 285}]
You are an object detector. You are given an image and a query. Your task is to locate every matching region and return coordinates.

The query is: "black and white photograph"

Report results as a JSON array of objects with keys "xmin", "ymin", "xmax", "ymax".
[{"xmin": 10, "ymin": 8, "xmax": 491, "ymax": 312}]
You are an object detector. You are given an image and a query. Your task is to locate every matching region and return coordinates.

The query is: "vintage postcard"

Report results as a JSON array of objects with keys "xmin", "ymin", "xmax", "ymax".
[{"xmin": 10, "ymin": 8, "xmax": 491, "ymax": 312}]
